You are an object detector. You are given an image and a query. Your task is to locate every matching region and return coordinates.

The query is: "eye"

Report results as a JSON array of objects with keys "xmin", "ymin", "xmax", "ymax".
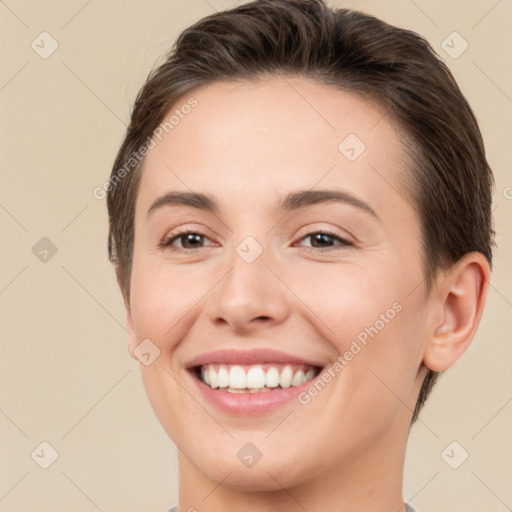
[
  {"xmin": 161, "ymin": 230, "xmax": 215, "ymax": 251},
  {"xmin": 160, "ymin": 229, "xmax": 352, "ymax": 252},
  {"xmin": 296, "ymin": 230, "xmax": 353, "ymax": 250}
]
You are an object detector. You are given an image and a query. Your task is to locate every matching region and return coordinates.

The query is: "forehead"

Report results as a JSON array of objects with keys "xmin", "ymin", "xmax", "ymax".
[{"xmin": 137, "ymin": 76, "xmax": 413, "ymax": 221}]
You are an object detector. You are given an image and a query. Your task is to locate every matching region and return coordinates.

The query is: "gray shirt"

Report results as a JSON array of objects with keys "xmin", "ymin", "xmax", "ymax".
[{"xmin": 168, "ymin": 504, "xmax": 416, "ymax": 511}]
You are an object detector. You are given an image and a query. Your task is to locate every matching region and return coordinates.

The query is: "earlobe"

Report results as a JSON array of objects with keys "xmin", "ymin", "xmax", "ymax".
[{"xmin": 423, "ymin": 252, "xmax": 490, "ymax": 373}]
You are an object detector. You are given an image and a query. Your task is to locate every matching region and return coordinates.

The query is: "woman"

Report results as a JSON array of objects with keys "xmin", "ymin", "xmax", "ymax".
[{"xmin": 106, "ymin": 1, "xmax": 494, "ymax": 510}]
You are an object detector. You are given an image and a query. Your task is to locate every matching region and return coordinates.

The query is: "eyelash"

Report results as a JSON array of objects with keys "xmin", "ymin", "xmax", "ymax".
[{"xmin": 160, "ymin": 229, "xmax": 353, "ymax": 252}]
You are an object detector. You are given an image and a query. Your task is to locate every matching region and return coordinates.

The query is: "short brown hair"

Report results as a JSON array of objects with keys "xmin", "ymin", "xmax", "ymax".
[{"xmin": 107, "ymin": 0, "xmax": 494, "ymax": 422}]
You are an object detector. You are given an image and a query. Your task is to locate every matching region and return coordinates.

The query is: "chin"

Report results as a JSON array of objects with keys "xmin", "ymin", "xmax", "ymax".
[
  {"xmin": 188, "ymin": 446, "xmax": 310, "ymax": 492},
  {"xmin": 209, "ymin": 464, "xmax": 302, "ymax": 493}
]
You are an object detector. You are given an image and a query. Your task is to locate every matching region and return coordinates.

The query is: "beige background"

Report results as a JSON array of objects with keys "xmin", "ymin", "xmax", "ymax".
[{"xmin": 1, "ymin": 0, "xmax": 511, "ymax": 511}]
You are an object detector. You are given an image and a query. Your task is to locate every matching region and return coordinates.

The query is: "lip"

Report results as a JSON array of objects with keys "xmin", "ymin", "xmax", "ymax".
[
  {"xmin": 187, "ymin": 368, "xmax": 321, "ymax": 415},
  {"xmin": 185, "ymin": 348, "xmax": 325, "ymax": 368},
  {"xmin": 184, "ymin": 348, "xmax": 325, "ymax": 415}
]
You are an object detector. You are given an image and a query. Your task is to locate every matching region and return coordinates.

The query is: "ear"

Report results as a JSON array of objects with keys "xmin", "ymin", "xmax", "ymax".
[
  {"xmin": 115, "ymin": 267, "xmax": 138, "ymax": 361},
  {"xmin": 423, "ymin": 252, "xmax": 490, "ymax": 372}
]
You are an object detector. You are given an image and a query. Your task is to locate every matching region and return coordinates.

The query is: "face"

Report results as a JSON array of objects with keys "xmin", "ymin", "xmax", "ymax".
[{"xmin": 126, "ymin": 76, "xmax": 433, "ymax": 490}]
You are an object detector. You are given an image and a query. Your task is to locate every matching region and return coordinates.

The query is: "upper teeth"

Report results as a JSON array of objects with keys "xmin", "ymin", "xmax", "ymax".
[{"xmin": 200, "ymin": 364, "xmax": 318, "ymax": 391}]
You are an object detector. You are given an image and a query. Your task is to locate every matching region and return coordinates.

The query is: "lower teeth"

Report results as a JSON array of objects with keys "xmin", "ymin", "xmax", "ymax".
[{"xmin": 225, "ymin": 387, "xmax": 273, "ymax": 393}]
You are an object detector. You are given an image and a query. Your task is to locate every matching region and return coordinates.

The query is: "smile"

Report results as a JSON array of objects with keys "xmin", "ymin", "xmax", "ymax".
[{"xmin": 185, "ymin": 348, "xmax": 326, "ymax": 413}]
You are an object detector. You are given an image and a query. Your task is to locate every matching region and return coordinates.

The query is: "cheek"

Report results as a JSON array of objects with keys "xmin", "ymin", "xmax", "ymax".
[
  {"xmin": 129, "ymin": 258, "xmax": 188, "ymax": 342},
  {"xmin": 289, "ymin": 262, "xmax": 425, "ymax": 390},
  {"xmin": 129, "ymin": 255, "xmax": 223, "ymax": 354},
  {"xmin": 285, "ymin": 262, "xmax": 401, "ymax": 342}
]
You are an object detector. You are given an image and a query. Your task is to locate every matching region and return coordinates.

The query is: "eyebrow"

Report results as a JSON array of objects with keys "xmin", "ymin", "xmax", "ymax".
[
  {"xmin": 280, "ymin": 189, "xmax": 378, "ymax": 219},
  {"xmin": 146, "ymin": 189, "xmax": 378, "ymax": 220}
]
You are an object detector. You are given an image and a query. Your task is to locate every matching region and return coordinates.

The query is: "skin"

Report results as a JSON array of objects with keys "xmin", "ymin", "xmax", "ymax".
[{"xmin": 121, "ymin": 76, "xmax": 490, "ymax": 512}]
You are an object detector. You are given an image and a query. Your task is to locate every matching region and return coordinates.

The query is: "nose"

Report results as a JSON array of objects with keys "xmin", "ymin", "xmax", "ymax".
[{"xmin": 205, "ymin": 244, "xmax": 290, "ymax": 335}]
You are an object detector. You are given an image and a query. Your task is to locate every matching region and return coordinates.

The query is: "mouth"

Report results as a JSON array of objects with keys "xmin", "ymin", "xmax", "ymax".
[
  {"xmin": 185, "ymin": 348, "xmax": 326, "ymax": 414},
  {"xmin": 191, "ymin": 363, "xmax": 322, "ymax": 393}
]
